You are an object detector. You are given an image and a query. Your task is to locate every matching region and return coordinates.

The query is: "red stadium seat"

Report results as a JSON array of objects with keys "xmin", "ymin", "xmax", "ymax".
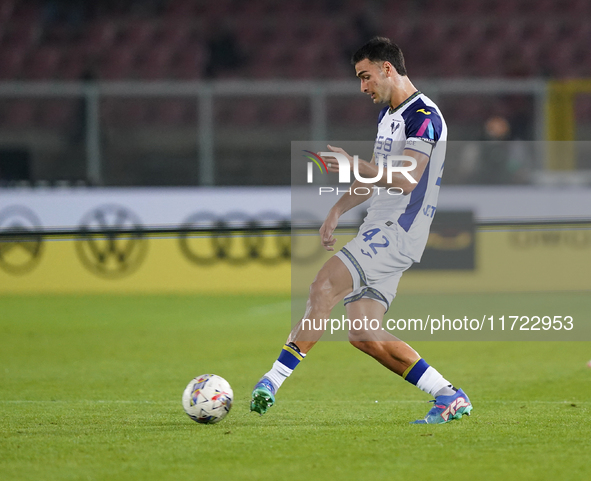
[
  {"xmin": 454, "ymin": 0, "xmax": 488, "ymax": 15},
  {"xmin": 482, "ymin": 20, "xmax": 523, "ymax": 47},
  {"xmin": 58, "ymin": 46, "xmax": 90, "ymax": 80},
  {"xmin": 2, "ymin": 18, "xmax": 41, "ymax": 49},
  {"xmin": 521, "ymin": 21, "xmax": 559, "ymax": 45},
  {"xmin": 471, "ymin": 43, "xmax": 505, "ymax": 76},
  {"xmin": 158, "ymin": 20, "xmax": 196, "ymax": 51},
  {"xmin": 97, "ymin": 47, "xmax": 137, "ymax": 80},
  {"xmin": 164, "ymin": 0, "xmax": 199, "ymax": 17},
  {"xmin": 0, "ymin": 0, "xmax": 16, "ymax": 23},
  {"xmin": 121, "ymin": 20, "xmax": 157, "ymax": 51},
  {"xmin": 9, "ymin": 0, "xmax": 41, "ymax": 22},
  {"xmin": 22, "ymin": 46, "xmax": 62, "ymax": 80},
  {"xmin": 565, "ymin": 0, "xmax": 591, "ymax": 15},
  {"xmin": 0, "ymin": 47, "xmax": 27, "ymax": 79},
  {"xmin": 136, "ymin": 45, "xmax": 174, "ymax": 80},
  {"xmin": 543, "ymin": 39, "xmax": 579, "ymax": 77},
  {"xmin": 170, "ymin": 43, "xmax": 206, "ymax": 79},
  {"xmin": 490, "ymin": 0, "xmax": 522, "ymax": 16},
  {"xmin": 82, "ymin": 21, "xmax": 118, "ymax": 55},
  {"xmin": 437, "ymin": 42, "xmax": 471, "ymax": 77}
]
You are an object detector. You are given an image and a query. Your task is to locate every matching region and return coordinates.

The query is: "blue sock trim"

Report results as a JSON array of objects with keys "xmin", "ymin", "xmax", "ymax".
[
  {"xmin": 405, "ymin": 358, "xmax": 430, "ymax": 386},
  {"xmin": 277, "ymin": 344, "xmax": 303, "ymax": 370}
]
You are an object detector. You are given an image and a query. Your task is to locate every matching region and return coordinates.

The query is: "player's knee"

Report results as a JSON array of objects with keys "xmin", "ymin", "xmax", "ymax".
[{"xmin": 348, "ymin": 329, "xmax": 373, "ymax": 352}]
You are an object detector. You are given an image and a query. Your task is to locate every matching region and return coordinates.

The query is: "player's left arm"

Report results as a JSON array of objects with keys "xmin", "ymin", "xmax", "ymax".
[
  {"xmin": 369, "ymin": 148, "xmax": 429, "ymax": 194},
  {"xmin": 326, "ymin": 145, "xmax": 429, "ymax": 195}
]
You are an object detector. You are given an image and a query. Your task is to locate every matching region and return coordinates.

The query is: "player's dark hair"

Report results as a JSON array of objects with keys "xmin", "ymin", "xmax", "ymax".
[{"xmin": 351, "ymin": 37, "xmax": 407, "ymax": 76}]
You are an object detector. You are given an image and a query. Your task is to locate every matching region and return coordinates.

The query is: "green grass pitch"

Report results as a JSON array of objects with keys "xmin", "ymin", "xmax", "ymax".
[{"xmin": 1, "ymin": 292, "xmax": 590, "ymax": 481}]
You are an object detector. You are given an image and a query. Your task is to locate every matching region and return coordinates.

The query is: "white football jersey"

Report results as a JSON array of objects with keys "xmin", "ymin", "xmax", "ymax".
[{"xmin": 363, "ymin": 91, "xmax": 447, "ymax": 262}]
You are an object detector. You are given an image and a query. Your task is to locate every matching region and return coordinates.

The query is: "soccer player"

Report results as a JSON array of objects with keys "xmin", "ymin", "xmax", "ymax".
[{"xmin": 250, "ymin": 37, "xmax": 472, "ymax": 424}]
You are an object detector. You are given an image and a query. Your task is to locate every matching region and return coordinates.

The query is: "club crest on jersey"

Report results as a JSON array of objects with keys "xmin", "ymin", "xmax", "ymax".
[
  {"xmin": 391, "ymin": 120, "xmax": 401, "ymax": 134},
  {"xmin": 416, "ymin": 108, "xmax": 431, "ymax": 115}
]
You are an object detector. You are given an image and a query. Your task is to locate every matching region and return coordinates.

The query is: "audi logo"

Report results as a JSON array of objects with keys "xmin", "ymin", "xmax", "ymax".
[
  {"xmin": 178, "ymin": 210, "xmax": 352, "ymax": 266},
  {"xmin": 179, "ymin": 211, "xmax": 292, "ymax": 266}
]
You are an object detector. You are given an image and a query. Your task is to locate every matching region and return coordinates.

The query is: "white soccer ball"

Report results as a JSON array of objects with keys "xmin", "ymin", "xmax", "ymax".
[{"xmin": 182, "ymin": 374, "xmax": 233, "ymax": 424}]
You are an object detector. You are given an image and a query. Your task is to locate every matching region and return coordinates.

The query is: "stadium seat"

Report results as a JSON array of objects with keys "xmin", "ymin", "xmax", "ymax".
[
  {"xmin": 82, "ymin": 20, "xmax": 118, "ymax": 55},
  {"xmin": 2, "ymin": 18, "xmax": 41, "ymax": 49},
  {"xmin": 164, "ymin": 0, "xmax": 199, "ymax": 17},
  {"xmin": 380, "ymin": 1, "xmax": 410, "ymax": 17},
  {"xmin": 448, "ymin": 21, "xmax": 486, "ymax": 46},
  {"xmin": 490, "ymin": 0, "xmax": 522, "ymax": 16},
  {"xmin": 136, "ymin": 45, "xmax": 174, "ymax": 80},
  {"xmin": 97, "ymin": 46, "xmax": 137, "ymax": 80},
  {"xmin": 0, "ymin": 0, "xmax": 588, "ymax": 84},
  {"xmin": 22, "ymin": 46, "xmax": 62, "ymax": 80},
  {"xmin": 9, "ymin": 0, "xmax": 41, "ymax": 23},
  {"xmin": 565, "ymin": 0, "xmax": 591, "ymax": 15},
  {"xmin": 437, "ymin": 43, "xmax": 471, "ymax": 77},
  {"xmin": 158, "ymin": 20, "xmax": 196, "ymax": 51},
  {"xmin": 0, "ymin": 0, "xmax": 16, "ymax": 22},
  {"xmin": 0, "ymin": 48, "xmax": 27, "ymax": 79},
  {"xmin": 454, "ymin": 0, "xmax": 487, "ymax": 15},
  {"xmin": 58, "ymin": 46, "xmax": 90, "ymax": 80},
  {"xmin": 566, "ymin": 22, "xmax": 591, "ymax": 44},
  {"xmin": 543, "ymin": 39, "xmax": 579, "ymax": 77},
  {"xmin": 482, "ymin": 20, "xmax": 523, "ymax": 47},
  {"xmin": 170, "ymin": 44, "xmax": 207, "ymax": 79},
  {"xmin": 470, "ymin": 43, "xmax": 505, "ymax": 76},
  {"xmin": 122, "ymin": 20, "xmax": 157, "ymax": 51}
]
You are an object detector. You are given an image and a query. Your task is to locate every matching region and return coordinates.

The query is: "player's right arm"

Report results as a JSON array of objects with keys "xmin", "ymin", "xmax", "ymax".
[{"xmin": 319, "ymin": 178, "xmax": 371, "ymax": 251}]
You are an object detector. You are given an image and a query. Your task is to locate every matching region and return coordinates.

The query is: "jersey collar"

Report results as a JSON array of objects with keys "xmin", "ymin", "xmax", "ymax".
[{"xmin": 388, "ymin": 90, "xmax": 421, "ymax": 115}]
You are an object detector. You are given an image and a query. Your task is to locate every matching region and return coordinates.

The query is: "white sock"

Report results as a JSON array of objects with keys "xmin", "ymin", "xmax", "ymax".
[
  {"xmin": 264, "ymin": 360, "xmax": 294, "ymax": 391},
  {"xmin": 416, "ymin": 366, "xmax": 454, "ymax": 398}
]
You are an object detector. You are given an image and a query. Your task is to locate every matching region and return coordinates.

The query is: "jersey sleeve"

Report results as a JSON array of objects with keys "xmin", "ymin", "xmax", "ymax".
[{"xmin": 402, "ymin": 104, "xmax": 443, "ymax": 156}]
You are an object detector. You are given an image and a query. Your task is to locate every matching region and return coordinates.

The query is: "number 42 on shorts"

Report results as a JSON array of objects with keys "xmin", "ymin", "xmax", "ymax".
[{"xmin": 360, "ymin": 228, "xmax": 389, "ymax": 258}]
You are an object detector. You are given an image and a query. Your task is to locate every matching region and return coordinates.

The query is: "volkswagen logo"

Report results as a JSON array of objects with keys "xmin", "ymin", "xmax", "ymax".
[
  {"xmin": 0, "ymin": 205, "xmax": 44, "ymax": 275},
  {"xmin": 76, "ymin": 205, "xmax": 148, "ymax": 278}
]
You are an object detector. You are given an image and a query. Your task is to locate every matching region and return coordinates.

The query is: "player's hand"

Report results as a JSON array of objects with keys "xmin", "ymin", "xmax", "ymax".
[
  {"xmin": 320, "ymin": 145, "xmax": 354, "ymax": 173},
  {"xmin": 319, "ymin": 211, "xmax": 339, "ymax": 251}
]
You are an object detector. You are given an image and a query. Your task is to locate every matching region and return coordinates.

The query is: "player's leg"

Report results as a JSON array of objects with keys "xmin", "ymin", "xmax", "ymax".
[
  {"xmin": 346, "ymin": 298, "xmax": 419, "ymax": 374},
  {"xmin": 250, "ymin": 255, "xmax": 353, "ymax": 414},
  {"xmin": 346, "ymin": 298, "xmax": 473, "ymax": 424}
]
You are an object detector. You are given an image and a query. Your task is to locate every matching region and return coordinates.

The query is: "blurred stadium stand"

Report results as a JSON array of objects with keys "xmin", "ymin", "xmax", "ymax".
[
  {"xmin": 1, "ymin": 0, "xmax": 591, "ymax": 186},
  {"xmin": 2, "ymin": 0, "xmax": 591, "ymax": 81}
]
